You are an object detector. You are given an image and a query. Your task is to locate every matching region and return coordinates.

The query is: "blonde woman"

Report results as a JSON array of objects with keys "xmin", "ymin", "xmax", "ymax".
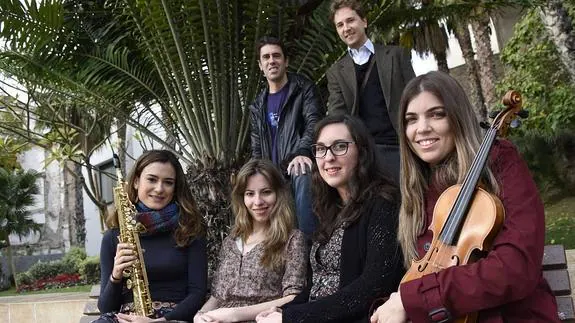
[{"xmin": 195, "ymin": 159, "xmax": 307, "ymax": 323}]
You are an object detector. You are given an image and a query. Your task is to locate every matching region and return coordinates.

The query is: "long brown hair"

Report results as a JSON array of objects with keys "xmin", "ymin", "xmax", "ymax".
[
  {"xmin": 312, "ymin": 114, "xmax": 397, "ymax": 244},
  {"xmin": 108, "ymin": 150, "xmax": 204, "ymax": 247},
  {"xmin": 230, "ymin": 159, "xmax": 296, "ymax": 271},
  {"xmin": 397, "ymin": 71, "xmax": 499, "ymax": 267}
]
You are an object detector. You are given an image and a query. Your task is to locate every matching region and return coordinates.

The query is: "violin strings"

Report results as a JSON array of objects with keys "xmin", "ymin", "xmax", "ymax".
[{"xmin": 441, "ymin": 127, "xmax": 498, "ymax": 245}]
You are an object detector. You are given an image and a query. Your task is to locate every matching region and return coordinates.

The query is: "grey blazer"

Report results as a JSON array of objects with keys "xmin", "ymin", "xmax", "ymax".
[{"xmin": 326, "ymin": 44, "xmax": 415, "ymax": 131}]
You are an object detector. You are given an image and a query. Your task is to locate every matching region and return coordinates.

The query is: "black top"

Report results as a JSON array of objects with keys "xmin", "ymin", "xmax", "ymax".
[
  {"xmin": 355, "ymin": 56, "xmax": 398, "ymax": 146},
  {"xmin": 250, "ymin": 73, "xmax": 324, "ymax": 173},
  {"xmin": 282, "ymin": 197, "xmax": 404, "ymax": 323},
  {"xmin": 98, "ymin": 229, "xmax": 207, "ymax": 321}
]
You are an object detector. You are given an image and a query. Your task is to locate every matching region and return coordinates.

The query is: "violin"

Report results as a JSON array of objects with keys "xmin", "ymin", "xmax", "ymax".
[{"xmin": 400, "ymin": 91, "xmax": 527, "ymax": 323}]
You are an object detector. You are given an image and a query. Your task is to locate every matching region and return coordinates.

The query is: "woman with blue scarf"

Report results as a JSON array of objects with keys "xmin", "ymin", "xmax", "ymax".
[{"xmin": 95, "ymin": 150, "xmax": 207, "ymax": 323}]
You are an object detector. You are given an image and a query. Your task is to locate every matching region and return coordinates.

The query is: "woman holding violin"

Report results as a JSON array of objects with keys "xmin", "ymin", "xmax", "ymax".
[{"xmin": 371, "ymin": 71, "xmax": 559, "ymax": 323}]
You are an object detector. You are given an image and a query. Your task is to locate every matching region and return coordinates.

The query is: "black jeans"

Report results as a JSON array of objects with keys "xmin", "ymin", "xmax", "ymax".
[
  {"xmin": 375, "ymin": 144, "xmax": 400, "ymax": 185},
  {"xmin": 290, "ymin": 164, "xmax": 317, "ymax": 240}
]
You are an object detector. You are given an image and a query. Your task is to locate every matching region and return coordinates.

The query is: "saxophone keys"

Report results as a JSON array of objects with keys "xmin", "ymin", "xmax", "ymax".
[{"xmin": 126, "ymin": 279, "xmax": 133, "ymax": 290}]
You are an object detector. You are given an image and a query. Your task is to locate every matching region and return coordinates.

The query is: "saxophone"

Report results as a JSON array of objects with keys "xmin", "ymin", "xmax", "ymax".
[{"xmin": 112, "ymin": 154, "xmax": 154, "ymax": 317}]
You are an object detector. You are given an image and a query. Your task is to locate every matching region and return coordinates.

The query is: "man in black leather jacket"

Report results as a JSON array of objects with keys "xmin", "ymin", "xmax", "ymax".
[{"xmin": 249, "ymin": 36, "xmax": 324, "ymax": 238}]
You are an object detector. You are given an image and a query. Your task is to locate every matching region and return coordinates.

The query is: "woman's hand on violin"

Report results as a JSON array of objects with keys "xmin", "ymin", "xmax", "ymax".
[
  {"xmin": 112, "ymin": 242, "xmax": 137, "ymax": 281},
  {"xmin": 370, "ymin": 292, "xmax": 408, "ymax": 323},
  {"xmin": 115, "ymin": 313, "xmax": 166, "ymax": 323}
]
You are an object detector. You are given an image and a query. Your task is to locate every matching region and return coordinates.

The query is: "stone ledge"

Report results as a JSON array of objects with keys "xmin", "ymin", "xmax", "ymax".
[
  {"xmin": 1, "ymin": 299, "xmax": 85, "ymax": 323},
  {"xmin": 84, "ymin": 300, "xmax": 100, "ymax": 315},
  {"xmin": 89, "ymin": 285, "xmax": 100, "ymax": 299}
]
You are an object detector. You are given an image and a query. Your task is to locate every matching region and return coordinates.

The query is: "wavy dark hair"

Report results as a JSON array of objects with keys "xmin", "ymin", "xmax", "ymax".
[
  {"xmin": 107, "ymin": 150, "xmax": 204, "ymax": 247},
  {"xmin": 312, "ymin": 114, "xmax": 397, "ymax": 243},
  {"xmin": 230, "ymin": 159, "xmax": 296, "ymax": 270}
]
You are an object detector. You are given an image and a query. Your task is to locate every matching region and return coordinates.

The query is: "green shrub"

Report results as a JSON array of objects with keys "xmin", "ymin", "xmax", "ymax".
[
  {"xmin": 28, "ymin": 260, "xmax": 76, "ymax": 281},
  {"xmin": 61, "ymin": 247, "xmax": 87, "ymax": 273},
  {"xmin": 15, "ymin": 272, "xmax": 32, "ymax": 286},
  {"xmin": 511, "ymin": 130, "xmax": 575, "ymax": 202},
  {"xmin": 79, "ymin": 256, "xmax": 100, "ymax": 284}
]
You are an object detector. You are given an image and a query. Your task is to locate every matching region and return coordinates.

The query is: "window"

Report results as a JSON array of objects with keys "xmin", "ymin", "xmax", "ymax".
[{"xmin": 97, "ymin": 160, "xmax": 116, "ymax": 205}]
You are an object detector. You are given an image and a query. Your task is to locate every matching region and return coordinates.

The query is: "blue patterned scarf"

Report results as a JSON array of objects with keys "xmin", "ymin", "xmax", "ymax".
[{"xmin": 135, "ymin": 201, "xmax": 179, "ymax": 235}]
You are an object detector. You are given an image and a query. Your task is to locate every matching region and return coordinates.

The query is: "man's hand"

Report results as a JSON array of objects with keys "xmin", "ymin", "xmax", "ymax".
[{"xmin": 287, "ymin": 156, "xmax": 312, "ymax": 176}]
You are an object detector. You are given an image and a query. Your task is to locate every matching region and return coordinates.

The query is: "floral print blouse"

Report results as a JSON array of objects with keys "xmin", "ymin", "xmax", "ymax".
[{"xmin": 211, "ymin": 229, "xmax": 307, "ymax": 308}]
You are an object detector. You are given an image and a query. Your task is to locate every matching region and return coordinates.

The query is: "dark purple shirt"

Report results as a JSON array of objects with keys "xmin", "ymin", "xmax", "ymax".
[{"xmin": 267, "ymin": 83, "xmax": 289, "ymax": 165}]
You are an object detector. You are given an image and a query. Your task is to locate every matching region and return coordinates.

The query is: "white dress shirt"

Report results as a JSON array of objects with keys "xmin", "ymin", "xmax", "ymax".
[{"xmin": 348, "ymin": 39, "xmax": 375, "ymax": 65}]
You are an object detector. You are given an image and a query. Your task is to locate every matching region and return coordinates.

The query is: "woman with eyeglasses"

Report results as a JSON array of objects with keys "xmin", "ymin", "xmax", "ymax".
[{"xmin": 256, "ymin": 114, "xmax": 404, "ymax": 323}]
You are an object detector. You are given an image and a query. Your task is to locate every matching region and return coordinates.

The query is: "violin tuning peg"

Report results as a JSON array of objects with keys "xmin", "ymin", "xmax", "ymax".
[
  {"xmin": 510, "ymin": 119, "xmax": 522, "ymax": 129},
  {"xmin": 517, "ymin": 109, "xmax": 529, "ymax": 119},
  {"xmin": 480, "ymin": 121, "xmax": 491, "ymax": 129},
  {"xmin": 489, "ymin": 110, "xmax": 500, "ymax": 119}
]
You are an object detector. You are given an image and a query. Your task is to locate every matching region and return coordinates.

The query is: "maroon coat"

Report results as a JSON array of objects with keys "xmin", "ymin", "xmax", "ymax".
[{"xmin": 400, "ymin": 139, "xmax": 559, "ymax": 322}]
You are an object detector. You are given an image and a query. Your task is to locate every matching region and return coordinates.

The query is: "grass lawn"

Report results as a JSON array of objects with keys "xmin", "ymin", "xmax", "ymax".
[
  {"xmin": 0, "ymin": 284, "xmax": 92, "ymax": 297},
  {"xmin": 545, "ymin": 196, "xmax": 575, "ymax": 249}
]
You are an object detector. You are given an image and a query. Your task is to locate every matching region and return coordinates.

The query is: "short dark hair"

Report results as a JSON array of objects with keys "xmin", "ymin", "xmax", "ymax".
[
  {"xmin": 256, "ymin": 36, "xmax": 288, "ymax": 60},
  {"xmin": 329, "ymin": 0, "xmax": 367, "ymax": 22}
]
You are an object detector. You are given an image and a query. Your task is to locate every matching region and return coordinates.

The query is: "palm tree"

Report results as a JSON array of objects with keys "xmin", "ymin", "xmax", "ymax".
[
  {"xmin": 539, "ymin": 0, "xmax": 575, "ymax": 83},
  {"xmin": 0, "ymin": 168, "xmax": 42, "ymax": 290},
  {"xmin": 0, "ymin": 0, "xmax": 342, "ymax": 272},
  {"xmin": 470, "ymin": 8, "xmax": 499, "ymax": 111},
  {"xmin": 451, "ymin": 19, "xmax": 487, "ymax": 120}
]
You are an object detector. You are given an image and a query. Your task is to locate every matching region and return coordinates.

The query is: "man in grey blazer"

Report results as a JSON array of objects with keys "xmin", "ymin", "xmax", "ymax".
[{"xmin": 326, "ymin": 0, "xmax": 415, "ymax": 183}]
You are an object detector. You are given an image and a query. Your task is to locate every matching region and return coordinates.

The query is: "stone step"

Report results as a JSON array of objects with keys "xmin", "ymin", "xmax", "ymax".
[
  {"xmin": 89, "ymin": 285, "xmax": 100, "ymax": 299},
  {"xmin": 84, "ymin": 300, "xmax": 100, "ymax": 315},
  {"xmin": 79, "ymin": 315, "xmax": 99, "ymax": 323}
]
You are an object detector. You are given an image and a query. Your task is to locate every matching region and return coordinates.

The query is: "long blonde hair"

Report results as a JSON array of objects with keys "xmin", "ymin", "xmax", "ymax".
[
  {"xmin": 397, "ymin": 71, "xmax": 499, "ymax": 267},
  {"xmin": 230, "ymin": 159, "xmax": 296, "ymax": 271}
]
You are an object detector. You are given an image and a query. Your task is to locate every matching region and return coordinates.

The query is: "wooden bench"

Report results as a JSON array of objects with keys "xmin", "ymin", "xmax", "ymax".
[
  {"xmin": 78, "ymin": 284, "xmax": 190, "ymax": 322},
  {"xmin": 80, "ymin": 246, "xmax": 574, "ymax": 322},
  {"xmin": 543, "ymin": 244, "xmax": 575, "ymax": 322}
]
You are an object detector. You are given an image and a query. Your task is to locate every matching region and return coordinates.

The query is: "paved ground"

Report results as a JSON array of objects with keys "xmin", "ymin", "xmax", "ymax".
[{"xmin": 0, "ymin": 291, "xmax": 89, "ymax": 303}]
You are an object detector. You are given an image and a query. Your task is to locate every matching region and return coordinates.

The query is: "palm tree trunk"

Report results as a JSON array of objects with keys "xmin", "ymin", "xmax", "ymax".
[
  {"xmin": 73, "ymin": 162, "xmax": 85, "ymax": 246},
  {"xmin": 6, "ymin": 241, "xmax": 18, "ymax": 290},
  {"xmin": 453, "ymin": 20, "xmax": 487, "ymax": 121},
  {"xmin": 63, "ymin": 160, "xmax": 85, "ymax": 247},
  {"xmin": 162, "ymin": 107, "xmax": 178, "ymax": 150},
  {"xmin": 539, "ymin": 0, "xmax": 575, "ymax": 84},
  {"xmin": 116, "ymin": 117, "xmax": 127, "ymax": 176},
  {"xmin": 434, "ymin": 50, "xmax": 450, "ymax": 74},
  {"xmin": 471, "ymin": 10, "xmax": 498, "ymax": 112}
]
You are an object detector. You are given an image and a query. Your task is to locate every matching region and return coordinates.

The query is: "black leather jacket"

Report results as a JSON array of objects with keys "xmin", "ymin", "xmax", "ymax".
[{"xmin": 249, "ymin": 73, "xmax": 324, "ymax": 172}]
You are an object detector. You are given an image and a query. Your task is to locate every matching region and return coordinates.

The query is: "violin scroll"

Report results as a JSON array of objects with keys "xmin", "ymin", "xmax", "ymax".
[{"xmin": 490, "ymin": 90, "xmax": 528, "ymax": 138}]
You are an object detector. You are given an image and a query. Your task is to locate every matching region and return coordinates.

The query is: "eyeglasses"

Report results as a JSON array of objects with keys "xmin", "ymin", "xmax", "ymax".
[{"xmin": 312, "ymin": 141, "xmax": 355, "ymax": 158}]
